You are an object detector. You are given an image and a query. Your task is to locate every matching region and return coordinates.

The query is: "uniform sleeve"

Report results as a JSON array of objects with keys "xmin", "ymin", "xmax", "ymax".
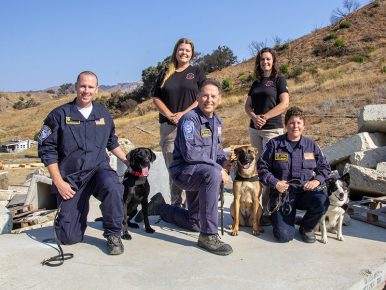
[
  {"xmin": 196, "ymin": 66, "xmax": 206, "ymax": 88},
  {"xmin": 38, "ymin": 112, "xmax": 60, "ymax": 167},
  {"xmin": 106, "ymin": 116, "xmax": 119, "ymax": 151},
  {"xmin": 152, "ymin": 69, "xmax": 166, "ymax": 98},
  {"xmin": 248, "ymin": 81, "xmax": 257, "ymax": 96},
  {"xmin": 257, "ymin": 140, "xmax": 280, "ymax": 189},
  {"xmin": 313, "ymin": 143, "xmax": 331, "ymax": 185},
  {"xmin": 276, "ymin": 76, "xmax": 289, "ymax": 95},
  {"xmin": 176, "ymin": 117, "xmax": 222, "ymax": 170}
]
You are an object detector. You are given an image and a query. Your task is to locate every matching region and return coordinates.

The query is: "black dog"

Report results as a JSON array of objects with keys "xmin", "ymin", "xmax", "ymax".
[{"xmin": 121, "ymin": 147, "xmax": 156, "ymax": 240}]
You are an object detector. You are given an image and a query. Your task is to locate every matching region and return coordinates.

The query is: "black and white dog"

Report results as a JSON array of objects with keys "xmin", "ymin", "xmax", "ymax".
[
  {"xmin": 121, "ymin": 147, "xmax": 156, "ymax": 240},
  {"xmin": 318, "ymin": 172, "xmax": 350, "ymax": 244}
]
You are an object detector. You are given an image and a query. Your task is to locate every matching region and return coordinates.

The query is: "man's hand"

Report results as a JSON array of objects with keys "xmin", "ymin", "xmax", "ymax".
[
  {"xmin": 221, "ymin": 169, "xmax": 230, "ymax": 184},
  {"xmin": 275, "ymin": 180, "xmax": 289, "ymax": 193},
  {"xmin": 222, "ymin": 159, "xmax": 232, "ymax": 171},
  {"xmin": 303, "ymin": 180, "xmax": 320, "ymax": 191},
  {"xmin": 55, "ymin": 179, "xmax": 76, "ymax": 200}
]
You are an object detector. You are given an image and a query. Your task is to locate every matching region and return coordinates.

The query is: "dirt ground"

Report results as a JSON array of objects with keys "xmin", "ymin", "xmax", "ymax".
[{"xmin": 4, "ymin": 167, "xmax": 38, "ymax": 185}]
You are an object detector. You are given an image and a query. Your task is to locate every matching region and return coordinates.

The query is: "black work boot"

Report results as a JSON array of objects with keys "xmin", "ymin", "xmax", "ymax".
[
  {"xmin": 299, "ymin": 227, "xmax": 316, "ymax": 243},
  {"xmin": 107, "ymin": 235, "xmax": 124, "ymax": 255},
  {"xmin": 134, "ymin": 192, "xmax": 166, "ymax": 223},
  {"xmin": 198, "ymin": 233, "xmax": 233, "ymax": 256}
]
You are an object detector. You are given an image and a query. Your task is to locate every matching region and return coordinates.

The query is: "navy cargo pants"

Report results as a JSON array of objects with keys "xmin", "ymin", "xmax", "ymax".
[
  {"xmin": 54, "ymin": 166, "xmax": 124, "ymax": 245},
  {"xmin": 270, "ymin": 187, "xmax": 329, "ymax": 243},
  {"xmin": 159, "ymin": 163, "xmax": 221, "ymax": 235}
]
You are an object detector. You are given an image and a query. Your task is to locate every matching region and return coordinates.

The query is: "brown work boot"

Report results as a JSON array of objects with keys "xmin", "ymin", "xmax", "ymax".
[{"xmin": 198, "ymin": 233, "xmax": 233, "ymax": 256}]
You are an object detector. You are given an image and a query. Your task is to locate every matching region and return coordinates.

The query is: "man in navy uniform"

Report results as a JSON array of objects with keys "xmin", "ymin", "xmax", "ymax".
[
  {"xmin": 159, "ymin": 78, "xmax": 233, "ymax": 256},
  {"xmin": 258, "ymin": 106, "xmax": 330, "ymax": 243},
  {"xmin": 38, "ymin": 71, "xmax": 128, "ymax": 255}
]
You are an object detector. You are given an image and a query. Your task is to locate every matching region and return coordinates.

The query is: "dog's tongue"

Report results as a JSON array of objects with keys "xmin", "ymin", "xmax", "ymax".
[
  {"xmin": 141, "ymin": 167, "xmax": 149, "ymax": 176},
  {"xmin": 242, "ymin": 163, "xmax": 250, "ymax": 169}
]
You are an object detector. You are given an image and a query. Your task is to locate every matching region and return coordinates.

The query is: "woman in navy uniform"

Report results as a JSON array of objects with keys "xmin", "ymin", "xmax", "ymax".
[
  {"xmin": 159, "ymin": 79, "xmax": 233, "ymax": 256},
  {"xmin": 152, "ymin": 38, "xmax": 206, "ymax": 208},
  {"xmin": 38, "ymin": 71, "xmax": 128, "ymax": 255},
  {"xmin": 257, "ymin": 106, "xmax": 330, "ymax": 243}
]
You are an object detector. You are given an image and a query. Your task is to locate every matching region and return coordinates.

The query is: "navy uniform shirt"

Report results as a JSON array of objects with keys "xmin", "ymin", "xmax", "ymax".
[
  {"xmin": 169, "ymin": 107, "xmax": 226, "ymax": 175},
  {"xmin": 38, "ymin": 99, "xmax": 119, "ymax": 187},
  {"xmin": 257, "ymin": 134, "xmax": 330, "ymax": 189}
]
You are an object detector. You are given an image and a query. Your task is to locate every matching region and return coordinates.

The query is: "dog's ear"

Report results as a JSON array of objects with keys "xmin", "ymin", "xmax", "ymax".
[
  {"xmin": 326, "ymin": 177, "xmax": 334, "ymax": 189},
  {"xmin": 341, "ymin": 173, "xmax": 350, "ymax": 187},
  {"xmin": 128, "ymin": 148, "xmax": 138, "ymax": 166},
  {"xmin": 234, "ymin": 147, "xmax": 239, "ymax": 155},
  {"xmin": 147, "ymin": 148, "xmax": 156, "ymax": 162}
]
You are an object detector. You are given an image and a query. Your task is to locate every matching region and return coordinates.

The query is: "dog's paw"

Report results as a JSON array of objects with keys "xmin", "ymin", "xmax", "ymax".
[
  {"xmin": 128, "ymin": 221, "xmax": 140, "ymax": 229},
  {"xmin": 145, "ymin": 227, "xmax": 155, "ymax": 234},
  {"xmin": 231, "ymin": 229, "xmax": 239, "ymax": 236},
  {"xmin": 321, "ymin": 236, "xmax": 328, "ymax": 244},
  {"xmin": 252, "ymin": 229, "xmax": 260, "ymax": 236},
  {"xmin": 122, "ymin": 232, "xmax": 132, "ymax": 240},
  {"xmin": 338, "ymin": 235, "xmax": 344, "ymax": 241}
]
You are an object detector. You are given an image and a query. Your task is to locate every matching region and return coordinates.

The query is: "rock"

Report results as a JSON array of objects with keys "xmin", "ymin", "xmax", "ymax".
[
  {"xmin": 0, "ymin": 204, "xmax": 12, "ymax": 234},
  {"xmin": 0, "ymin": 171, "xmax": 9, "ymax": 190},
  {"xmin": 343, "ymin": 164, "xmax": 386, "ymax": 195},
  {"xmin": 376, "ymin": 162, "xmax": 386, "ymax": 172},
  {"xmin": 358, "ymin": 104, "xmax": 386, "ymax": 133},
  {"xmin": 323, "ymin": 132, "xmax": 386, "ymax": 165},
  {"xmin": 349, "ymin": 146, "xmax": 386, "ymax": 169},
  {"xmin": 108, "ymin": 138, "xmax": 135, "ymax": 173}
]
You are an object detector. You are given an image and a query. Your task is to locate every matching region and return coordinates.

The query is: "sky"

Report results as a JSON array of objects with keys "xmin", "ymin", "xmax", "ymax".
[{"xmin": 0, "ymin": 0, "xmax": 369, "ymax": 92}]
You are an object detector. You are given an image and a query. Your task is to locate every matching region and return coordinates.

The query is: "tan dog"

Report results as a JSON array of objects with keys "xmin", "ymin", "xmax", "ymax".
[{"xmin": 230, "ymin": 145, "xmax": 263, "ymax": 236}]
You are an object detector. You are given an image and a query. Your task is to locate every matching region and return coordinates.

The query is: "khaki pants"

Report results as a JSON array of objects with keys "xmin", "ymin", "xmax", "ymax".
[
  {"xmin": 160, "ymin": 122, "xmax": 185, "ymax": 207},
  {"xmin": 249, "ymin": 127, "xmax": 284, "ymax": 213}
]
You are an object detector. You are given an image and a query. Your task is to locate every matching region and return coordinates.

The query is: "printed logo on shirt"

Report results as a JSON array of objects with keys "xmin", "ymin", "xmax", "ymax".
[
  {"xmin": 65, "ymin": 117, "xmax": 80, "ymax": 125},
  {"xmin": 217, "ymin": 126, "xmax": 222, "ymax": 136},
  {"xmin": 37, "ymin": 125, "xmax": 52, "ymax": 145},
  {"xmin": 275, "ymin": 153, "xmax": 288, "ymax": 161},
  {"xmin": 201, "ymin": 129, "xmax": 211, "ymax": 138},
  {"xmin": 265, "ymin": 81, "xmax": 274, "ymax": 87},
  {"xmin": 186, "ymin": 73, "xmax": 195, "ymax": 80},
  {"xmin": 304, "ymin": 152, "xmax": 315, "ymax": 160},
  {"xmin": 95, "ymin": 118, "xmax": 105, "ymax": 126},
  {"xmin": 183, "ymin": 120, "xmax": 194, "ymax": 140}
]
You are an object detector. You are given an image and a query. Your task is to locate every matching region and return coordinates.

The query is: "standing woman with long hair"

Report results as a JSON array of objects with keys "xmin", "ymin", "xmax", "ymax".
[
  {"xmin": 245, "ymin": 47, "xmax": 290, "ymax": 223},
  {"xmin": 152, "ymin": 38, "xmax": 206, "ymax": 208}
]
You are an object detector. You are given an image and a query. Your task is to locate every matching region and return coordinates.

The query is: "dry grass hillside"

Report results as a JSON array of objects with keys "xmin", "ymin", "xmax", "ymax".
[{"xmin": 0, "ymin": 1, "xmax": 385, "ymax": 159}]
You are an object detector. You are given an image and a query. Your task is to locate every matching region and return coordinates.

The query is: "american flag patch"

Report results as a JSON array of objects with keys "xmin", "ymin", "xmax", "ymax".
[
  {"xmin": 304, "ymin": 152, "xmax": 315, "ymax": 160},
  {"xmin": 95, "ymin": 118, "xmax": 105, "ymax": 125}
]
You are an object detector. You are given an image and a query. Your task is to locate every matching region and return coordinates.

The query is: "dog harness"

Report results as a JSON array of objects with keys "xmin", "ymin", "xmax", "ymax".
[{"xmin": 234, "ymin": 174, "xmax": 259, "ymax": 182}]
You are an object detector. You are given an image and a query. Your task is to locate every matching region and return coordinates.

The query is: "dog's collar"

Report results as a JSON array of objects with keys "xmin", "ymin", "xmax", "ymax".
[
  {"xmin": 235, "ymin": 174, "xmax": 259, "ymax": 182},
  {"xmin": 127, "ymin": 167, "xmax": 149, "ymax": 177}
]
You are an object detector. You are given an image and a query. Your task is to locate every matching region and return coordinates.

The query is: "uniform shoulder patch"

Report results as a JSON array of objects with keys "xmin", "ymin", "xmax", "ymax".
[
  {"xmin": 38, "ymin": 125, "xmax": 52, "ymax": 145},
  {"xmin": 183, "ymin": 120, "xmax": 194, "ymax": 140}
]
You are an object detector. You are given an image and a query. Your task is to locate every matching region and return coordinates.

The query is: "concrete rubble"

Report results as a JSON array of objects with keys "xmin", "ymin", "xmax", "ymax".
[{"xmin": 323, "ymin": 104, "xmax": 386, "ymax": 196}]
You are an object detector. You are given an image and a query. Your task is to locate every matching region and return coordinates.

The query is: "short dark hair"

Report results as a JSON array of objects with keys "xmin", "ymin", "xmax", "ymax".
[
  {"xmin": 76, "ymin": 71, "xmax": 98, "ymax": 85},
  {"xmin": 200, "ymin": 78, "xmax": 222, "ymax": 95},
  {"xmin": 285, "ymin": 106, "xmax": 306, "ymax": 125}
]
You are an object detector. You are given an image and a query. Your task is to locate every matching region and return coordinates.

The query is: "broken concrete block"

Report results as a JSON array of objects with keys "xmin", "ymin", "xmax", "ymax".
[
  {"xmin": 344, "ymin": 164, "xmax": 386, "ymax": 195},
  {"xmin": 0, "ymin": 204, "xmax": 12, "ymax": 234},
  {"xmin": 349, "ymin": 146, "xmax": 386, "ymax": 169},
  {"xmin": 323, "ymin": 132, "xmax": 386, "ymax": 165},
  {"xmin": 0, "ymin": 171, "xmax": 8, "ymax": 190},
  {"xmin": 24, "ymin": 175, "xmax": 56, "ymax": 210},
  {"xmin": 376, "ymin": 162, "xmax": 386, "ymax": 172},
  {"xmin": 108, "ymin": 138, "xmax": 135, "ymax": 175},
  {"xmin": 358, "ymin": 104, "xmax": 386, "ymax": 133}
]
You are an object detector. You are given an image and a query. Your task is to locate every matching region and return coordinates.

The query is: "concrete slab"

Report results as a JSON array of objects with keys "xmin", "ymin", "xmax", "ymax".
[
  {"xmin": 358, "ymin": 104, "xmax": 386, "ymax": 133},
  {"xmin": 0, "ymin": 193, "xmax": 385, "ymax": 290},
  {"xmin": 344, "ymin": 164, "xmax": 386, "ymax": 195},
  {"xmin": 349, "ymin": 146, "xmax": 386, "ymax": 169}
]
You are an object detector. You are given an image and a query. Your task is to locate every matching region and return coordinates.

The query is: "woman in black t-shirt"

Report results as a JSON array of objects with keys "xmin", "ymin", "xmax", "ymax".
[
  {"xmin": 152, "ymin": 38, "xmax": 206, "ymax": 208},
  {"xmin": 245, "ymin": 47, "xmax": 289, "ymax": 156}
]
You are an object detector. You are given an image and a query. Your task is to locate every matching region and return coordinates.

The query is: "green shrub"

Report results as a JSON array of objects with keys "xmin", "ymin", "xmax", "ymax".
[
  {"xmin": 350, "ymin": 54, "xmax": 367, "ymax": 63},
  {"xmin": 315, "ymin": 75, "xmax": 327, "ymax": 86},
  {"xmin": 323, "ymin": 32, "xmax": 337, "ymax": 41},
  {"xmin": 339, "ymin": 20, "xmax": 351, "ymax": 29},
  {"xmin": 237, "ymin": 72, "xmax": 245, "ymax": 78},
  {"xmin": 334, "ymin": 38, "xmax": 346, "ymax": 47},
  {"xmin": 278, "ymin": 43, "xmax": 289, "ymax": 51},
  {"xmin": 308, "ymin": 65, "xmax": 319, "ymax": 77},
  {"xmin": 293, "ymin": 67, "xmax": 303, "ymax": 77},
  {"xmin": 279, "ymin": 64, "xmax": 289, "ymax": 74},
  {"xmin": 372, "ymin": 1, "xmax": 380, "ymax": 8},
  {"xmin": 382, "ymin": 66, "xmax": 386, "ymax": 73},
  {"xmin": 222, "ymin": 78, "xmax": 233, "ymax": 91}
]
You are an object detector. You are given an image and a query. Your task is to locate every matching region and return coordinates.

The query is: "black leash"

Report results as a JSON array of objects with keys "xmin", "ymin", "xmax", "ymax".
[{"xmin": 41, "ymin": 201, "xmax": 74, "ymax": 267}]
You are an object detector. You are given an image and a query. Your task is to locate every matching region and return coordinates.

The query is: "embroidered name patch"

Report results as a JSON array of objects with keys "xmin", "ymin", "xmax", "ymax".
[
  {"xmin": 183, "ymin": 120, "xmax": 194, "ymax": 140},
  {"xmin": 275, "ymin": 153, "xmax": 288, "ymax": 161},
  {"xmin": 95, "ymin": 118, "xmax": 105, "ymax": 125},
  {"xmin": 38, "ymin": 125, "xmax": 52, "ymax": 145},
  {"xmin": 304, "ymin": 152, "xmax": 315, "ymax": 160},
  {"xmin": 186, "ymin": 73, "xmax": 195, "ymax": 80},
  {"xmin": 65, "ymin": 117, "xmax": 80, "ymax": 125},
  {"xmin": 201, "ymin": 129, "xmax": 211, "ymax": 138}
]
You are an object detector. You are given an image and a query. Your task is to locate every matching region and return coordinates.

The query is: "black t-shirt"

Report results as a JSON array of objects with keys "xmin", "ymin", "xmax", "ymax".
[
  {"xmin": 153, "ymin": 65, "xmax": 206, "ymax": 125},
  {"xmin": 248, "ymin": 75, "xmax": 289, "ymax": 130}
]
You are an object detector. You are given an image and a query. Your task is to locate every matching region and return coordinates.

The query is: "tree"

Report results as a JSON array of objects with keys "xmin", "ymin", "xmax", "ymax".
[
  {"xmin": 195, "ymin": 45, "xmax": 238, "ymax": 73},
  {"xmin": 248, "ymin": 40, "xmax": 268, "ymax": 57},
  {"xmin": 330, "ymin": 0, "xmax": 360, "ymax": 23},
  {"xmin": 58, "ymin": 83, "xmax": 75, "ymax": 95}
]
